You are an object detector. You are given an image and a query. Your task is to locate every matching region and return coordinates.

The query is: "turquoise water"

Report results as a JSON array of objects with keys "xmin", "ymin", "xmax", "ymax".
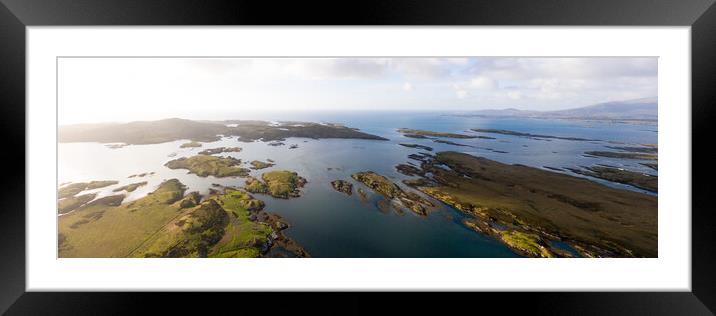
[{"xmin": 58, "ymin": 111, "xmax": 657, "ymax": 257}]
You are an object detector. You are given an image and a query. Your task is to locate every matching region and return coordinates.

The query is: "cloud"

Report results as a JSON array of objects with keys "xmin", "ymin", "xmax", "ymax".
[
  {"xmin": 403, "ymin": 82, "xmax": 413, "ymax": 91},
  {"xmin": 469, "ymin": 76, "xmax": 497, "ymax": 90}
]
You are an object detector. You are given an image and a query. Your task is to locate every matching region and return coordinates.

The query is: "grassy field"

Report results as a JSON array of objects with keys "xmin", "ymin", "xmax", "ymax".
[
  {"xmin": 165, "ymin": 155, "xmax": 250, "ymax": 177},
  {"xmin": 59, "ymin": 179, "xmax": 188, "ymax": 257}
]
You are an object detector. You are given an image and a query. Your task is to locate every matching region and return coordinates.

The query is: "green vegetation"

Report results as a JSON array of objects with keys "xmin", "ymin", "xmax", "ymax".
[
  {"xmin": 584, "ymin": 151, "xmax": 657, "ymax": 160},
  {"xmin": 351, "ymin": 171, "xmax": 433, "ymax": 215},
  {"xmin": 471, "ymin": 128, "xmax": 595, "ymax": 141},
  {"xmin": 407, "ymin": 151, "xmax": 658, "ymax": 257},
  {"xmin": 198, "ymin": 147, "xmax": 243, "ymax": 155},
  {"xmin": 112, "ymin": 181, "xmax": 148, "ymax": 193},
  {"xmin": 260, "ymin": 170, "xmax": 307, "ymax": 199},
  {"xmin": 244, "ymin": 176, "xmax": 269, "ymax": 194},
  {"xmin": 226, "ymin": 120, "xmax": 388, "ymax": 142},
  {"xmin": 59, "ymin": 118, "xmax": 387, "ymax": 145},
  {"xmin": 330, "ymin": 180, "xmax": 353, "ymax": 195},
  {"xmin": 58, "ymin": 180, "xmax": 118, "ymax": 199},
  {"xmin": 398, "ymin": 143, "xmax": 433, "ymax": 151},
  {"xmin": 59, "ymin": 179, "xmax": 308, "ymax": 258},
  {"xmin": 498, "ymin": 231, "xmax": 553, "ymax": 258},
  {"xmin": 58, "ymin": 193, "xmax": 96, "ymax": 214},
  {"xmin": 165, "ymin": 155, "xmax": 250, "ymax": 177},
  {"xmin": 58, "ymin": 180, "xmax": 185, "ymax": 257},
  {"xmin": 250, "ymin": 160, "xmax": 275, "ymax": 170},
  {"xmin": 567, "ymin": 166, "xmax": 657, "ymax": 193},
  {"xmin": 397, "ymin": 128, "xmax": 476, "ymax": 139},
  {"xmin": 180, "ymin": 141, "xmax": 202, "ymax": 148}
]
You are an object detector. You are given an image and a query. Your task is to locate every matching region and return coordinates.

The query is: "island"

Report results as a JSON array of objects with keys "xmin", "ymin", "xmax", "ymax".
[
  {"xmin": 164, "ymin": 155, "xmax": 250, "ymax": 177},
  {"xmin": 59, "ymin": 118, "xmax": 388, "ymax": 145},
  {"xmin": 471, "ymin": 128, "xmax": 596, "ymax": 141},
  {"xmin": 249, "ymin": 160, "xmax": 275, "ymax": 170},
  {"xmin": 58, "ymin": 179, "xmax": 308, "ymax": 258},
  {"xmin": 58, "ymin": 193, "xmax": 97, "ymax": 214},
  {"xmin": 584, "ymin": 151, "xmax": 657, "ymax": 160},
  {"xmin": 180, "ymin": 141, "xmax": 202, "ymax": 148},
  {"xmin": 198, "ymin": 147, "xmax": 243, "ymax": 155},
  {"xmin": 330, "ymin": 180, "xmax": 353, "ymax": 195},
  {"xmin": 398, "ymin": 143, "xmax": 433, "ymax": 151},
  {"xmin": 400, "ymin": 151, "xmax": 657, "ymax": 257},
  {"xmin": 566, "ymin": 166, "xmax": 657, "ymax": 193},
  {"xmin": 112, "ymin": 181, "xmax": 148, "ymax": 193},
  {"xmin": 243, "ymin": 170, "xmax": 307, "ymax": 199},
  {"xmin": 351, "ymin": 171, "xmax": 434, "ymax": 215},
  {"xmin": 58, "ymin": 180, "xmax": 119, "ymax": 199},
  {"xmin": 397, "ymin": 128, "xmax": 476, "ymax": 139}
]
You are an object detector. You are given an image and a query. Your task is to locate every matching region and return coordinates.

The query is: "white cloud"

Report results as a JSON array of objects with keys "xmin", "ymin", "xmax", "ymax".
[
  {"xmin": 469, "ymin": 76, "xmax": 497, "ymax": 90},
  {"xmin": 58, "ymin": 57, "xmax": 658, "ymax": 124}
]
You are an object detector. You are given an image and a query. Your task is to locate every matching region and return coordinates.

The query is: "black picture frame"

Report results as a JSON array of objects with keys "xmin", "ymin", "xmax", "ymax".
[{"xmin": 1, "ymin": 0, "xmax": 714, "ymax": 314}]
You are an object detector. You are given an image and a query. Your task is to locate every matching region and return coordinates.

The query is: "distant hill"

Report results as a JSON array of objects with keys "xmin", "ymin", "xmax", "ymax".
[
  {"xmin": 458, "ymin": 97, "xmax": 657, "ymax": 121},
  {"xmin": 58, "ymin": 118, "xmax": 387, "ymax": 145}
]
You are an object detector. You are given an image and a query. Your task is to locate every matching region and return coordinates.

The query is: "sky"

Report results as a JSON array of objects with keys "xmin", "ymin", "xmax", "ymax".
[{"xmin": 58, "ymin": 57, "xmax": 657, "ymax": 125}]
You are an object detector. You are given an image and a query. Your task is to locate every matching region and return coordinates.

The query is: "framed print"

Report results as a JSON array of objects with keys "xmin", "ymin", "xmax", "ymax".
[{"xmin": 1, "ymin": 0, "xmax": 715, "ymax": 314}]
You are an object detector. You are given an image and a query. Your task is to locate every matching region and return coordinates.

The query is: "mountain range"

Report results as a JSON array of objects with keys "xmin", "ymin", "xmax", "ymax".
[{"xmin": 456, "ymin": 97, "xmax": 657, "ymax": 121}]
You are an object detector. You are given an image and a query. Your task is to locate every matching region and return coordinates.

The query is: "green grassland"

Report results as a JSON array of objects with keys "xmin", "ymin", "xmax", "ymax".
[
  {"xmin": 164, "ymin": 155, "xmax": 250, "ymax": 177},
  {"xmin": 112, "ymin": 181, "xmax": 148, "ymax": 193},
  {"xmin": 58, "ymin": 193, "xmax": 97, "ymax": 214},
  {"xmin": 59, "ymin": 179, "xmax": 187, "ymax": 257},
  {"xmin": 180, "ymin": 141, "xmax": 203, "ymax": 148},
  {"xmin": 58, "ymin": 180, "xmax": 118, "ymax": 199},
  {"xmin": 59, "ymin": 179, "xmax": 284, "ymax": 258},
  {"xmin": 260, "ymin": 170, "xmax": 307, "ymax": 199},
  {"xmin": 250, "ymin": 160, "xmax": 275, "ymax": 170}
]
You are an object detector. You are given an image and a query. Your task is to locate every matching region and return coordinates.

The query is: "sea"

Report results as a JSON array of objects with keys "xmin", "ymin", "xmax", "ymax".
[{"xmin": 58, "ymin": 111, "xmax": 658, "ymax": 258}]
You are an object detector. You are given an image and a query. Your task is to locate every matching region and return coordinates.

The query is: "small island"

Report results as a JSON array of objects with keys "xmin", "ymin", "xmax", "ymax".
[
  {"xmin": 164, "ymin": 155, "xmax": 250, "ymax": 177},
  {"xmin": 180, "ymin": 141, "xmax": 203, "ymax": 148},
  {"xmin": 198, "ymin": 147, "xmax": 243, "ymax": 155},
  {"xmin": 330, "ymin": 180, "xmax": 353, "ymax": 196},
  {"xmin": 397, "ymin": 128, "xmax": 476, "ymax": 139},
  {"xmin": 398, "ymin": 143, "xmax": 433, "ymax": 151},
  {"xmin": 112, "ymin": 181, "xmax": 148, "ymax": 193},
  {"xmin": 249, "ymin": 160, "xmax": 275, "ymax": 170},
  {"xmin": 244, "ymin": 170, "xmax": 307, "ymax": 199},
  {"xmin": 584, "ymin": 150, "xmax": 657, "ymax": 160},
  {"xmin": 351, "ymin": 171, "xmax": 433, "ymax": 215},
  {"xmin": 58, "ymin": 180, "xmax": 119, "ymax": 199},
  {"xmin": 566, "ymin": 166, "xmax": 657, "ymax": 193}
]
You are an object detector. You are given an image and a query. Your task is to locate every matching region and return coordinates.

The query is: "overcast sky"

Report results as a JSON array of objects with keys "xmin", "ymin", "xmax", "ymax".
[{"xmin": 58, "ymin": 57, "xmax": 657, "ymax": 125}]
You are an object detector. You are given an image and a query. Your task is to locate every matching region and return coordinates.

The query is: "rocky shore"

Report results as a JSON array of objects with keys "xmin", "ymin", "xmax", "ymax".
[{"xmin": 400, "ymin": 151, "xmax": 657, "ymax": 258}]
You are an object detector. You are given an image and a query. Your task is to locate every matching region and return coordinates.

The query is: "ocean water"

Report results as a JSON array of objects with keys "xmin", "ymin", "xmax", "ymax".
[{"xmin": 58, "ymin": 111, "xmax": 657, "ymax": 257}]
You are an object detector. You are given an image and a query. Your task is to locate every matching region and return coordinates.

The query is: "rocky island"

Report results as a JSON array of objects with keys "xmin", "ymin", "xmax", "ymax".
[
  {"xmin": 112, "ymin": 181, "xmax": 148, "ymax": 193},
  {"xmin": 351, "ymin": 171, "xmax": 434, "ymax": 215},
  {"xmin": 400, "ymin": 151, "xmax": 657, "ymax": 257},
  {"xmin": 243, "ymin": 170, "xmax": 307, "ymax": 199},
  {"xmin": 330, "ymin": 180, "xmax": 353, "ymax": 195},
  {"xmin": 249, "ymin": 160, "xmax": 275, "ymax": 170},
  {"xmin": 165, "ymin": 155, "xmax": 250, "ymax": 177},
  {"xmin": 58, "ymin": 180, "xmax": 119, "ymax": 199},
  {"xmin": 397, "ymin": 128, "xmax": 476, "ymax": 139},
  {"xmin": 198, "ymin": 147, "xmax": 243, "ymax": 155},
  {"xmin": 566, "ymin": 166, "xmax": 657, "ymax": 193},
  {"xmin": 180, "ymin": 141, "xmax": 202, "ymax": 148}
]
